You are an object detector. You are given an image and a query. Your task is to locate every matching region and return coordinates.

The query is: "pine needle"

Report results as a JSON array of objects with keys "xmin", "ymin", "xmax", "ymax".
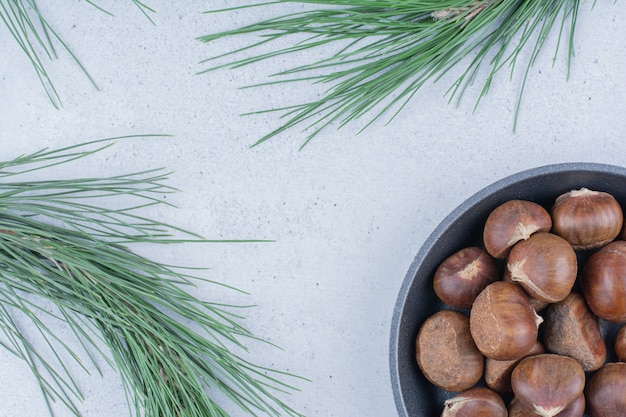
[
  {"xmin": 0, "ymin": 137, "xmax": 304, "ymax": 417},
  {"xmin": 0, "ymin": 0, "xmax": 155, "ymax": 108},
  {"xmin": 200, "ymin": 0, "xmax": 583, "ymax": 148}
]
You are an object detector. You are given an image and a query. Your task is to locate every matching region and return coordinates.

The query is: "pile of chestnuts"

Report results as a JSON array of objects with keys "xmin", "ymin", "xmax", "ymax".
[{"xmin": 415, "ymin": 188, "xmax": 626, "ymax": 417}]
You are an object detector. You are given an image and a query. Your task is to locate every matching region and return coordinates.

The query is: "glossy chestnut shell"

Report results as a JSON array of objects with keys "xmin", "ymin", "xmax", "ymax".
[
  {"xmin": 581, "ymin": 240, "xmax": 626, "ymax": 322},
  {"xmin": 433, "ymin": 246, "xmax": 499, "ymax": 309},
  {"xmin": 551, "ymin": 188, "xmax": 623, "ymax": 250},
  {"xmin": 508, "ymin": 395, "xmax": 585, "ymax": 417},
  {"xmin": 506, "ymin": 232, "xmax": 578, "ymax": 303},
  {"xmin": 511, "ymin": 353, "xmax": 585, "ymax": 417},
  {"xmin": 483, "ymin": 200, "xmax": 552, "ymax": 259},
  {"xmin": 440, "ymin": 387, "xmax": 507, "ymax": 417},
  {"xmin": 585, "ymin": 362, "xmax": 626, "ymax": 417},
  {"xmin": 470, "ymin": 281, "xmax": 542, "ymax": 361}
]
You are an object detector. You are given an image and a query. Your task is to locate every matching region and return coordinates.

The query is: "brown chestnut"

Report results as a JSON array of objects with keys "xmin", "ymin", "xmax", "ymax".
[
  {"xmin": 551, "ymin": 188, "xmax": 623, "ymax": 250},
  {"xmin": 542, "ymin": 292, "xmax": 606, "ymax": 371},
  {"xmin": 483, "ymin": 199, "xmax": 552, "ymax": 259},
  {"xmin": 616, "ymin": 324, "xmax": 626, "ymax": 362},
  {"xmin": 502, "ymin": 267, "xmax": 550, "ymax": 312},
  {"xmin": 585, "ymin": 362, "xmax": 626, "ymax": 417},
  {"xmin": 470, "ymin": 281, "xmax": 543, "ymax": 361},
  {"xmin": 441, "ymin": 387, "xmax": 507, "ymax": 417},
  {"xmin": 433, "ymin": 246, "xmax": 499, "ymax": 309},
  {"xmin": 508, "ymin": 395, "xmax": 585, "ymax": 417},
  {"xmin": 485, "ymin": 340, "xmax": 544, "ymax": 394},
  {"xmin": 511, "ymin": 353, "xmax": 585, "ymax": 417},
  {"xmin": 506, "ymin": 232, "xmax": 577, "ymax": 303},
  {"xmin": 416, "ymin": 310, "xmax": 484, "ymax": 392},
  {"xmin": 581, "ymin": 240, "xmax": 626, "ymax": 322}
]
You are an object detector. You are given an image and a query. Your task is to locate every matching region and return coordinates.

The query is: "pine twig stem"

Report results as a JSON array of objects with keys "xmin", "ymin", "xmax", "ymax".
[{"xmin": 432, "ymin": 0, "xmax": 495, "ymax": 23}]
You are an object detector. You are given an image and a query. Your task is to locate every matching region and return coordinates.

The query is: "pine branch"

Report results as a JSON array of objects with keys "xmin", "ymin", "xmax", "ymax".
[
  {"xmin": 0, "ymin": 137, "xmax": 304, "ymax": 417},
  {"xmin": 0, "ymin": 0, "xmax": 155, "ymax": 108},
  {"xmin": 200, "ymin": 0, "xmax": 583, "ymax": 148}
]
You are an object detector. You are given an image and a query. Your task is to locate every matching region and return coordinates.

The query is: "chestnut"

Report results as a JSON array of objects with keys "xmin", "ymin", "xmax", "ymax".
[
  {"xmin": 511, "ymin": 353, "xmax": 585, "ymax": 417},
  {"xmin": 581, "ymin": 240, "xmax": 626, "ymax": 322},
  {"xmin": 485, "ymin": 340, "xmax": 544, "ymax": 394},
  {"xmin": 470, "ymin": 281, "xmax": 543, "ymax": 361},
  {"xmin": 440, "ymin": 387, "xmax": 507, "ymax": 417},
  {"xmin": 585, "ymin": 362, "xmax": 626, "ymax": 417},
  {"xmin": 542, "ymin": 292, "xmax": 606, "ymax": 371},
  {"xmin": 483, "ymin": 199, "xmax": 552, "ymax": 259},
  {"xmin": 506, "ymin": 232, "xmax": 577, "ymax": 303},
  {"xmin": 433, "ymin": 246, "xmax": 499, "ymax": 309},
  {"xmin": 415, "ymin": 310, "xmax": 484, "ymax": 392},
  {"xmin": 502, "ymin": 267, "xmax": 550, "ymax": 312},
  {"xmin": 551, "ymin": 188, "xmax": 623, "ymax": 250},
  {"xmin": 508, "ymin": 395, "xmax": 585, "ymax": 417},
  {"xmin": 616, "ymin": 324, "xmax": 626, "ymax": 362}
]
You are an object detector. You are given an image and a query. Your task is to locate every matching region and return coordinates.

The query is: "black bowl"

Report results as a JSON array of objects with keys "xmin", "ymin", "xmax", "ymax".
[{"xmin": 389, "ymin": 162, "xmax": 626, "ymax": 417}]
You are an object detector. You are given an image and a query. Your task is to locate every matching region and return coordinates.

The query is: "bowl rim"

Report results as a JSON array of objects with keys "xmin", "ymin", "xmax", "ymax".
[{"xmin": 388, "ymin": 162, "xmax": 626, "ymax": 417}]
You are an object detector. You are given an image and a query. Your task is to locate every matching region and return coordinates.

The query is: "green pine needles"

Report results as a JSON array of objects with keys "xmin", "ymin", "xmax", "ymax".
[
  {"xmin": 201, "ymin": 0, "xmax": 584, "ymax": 148},
  {"xmin": 0, "ymin": 0, "xmax": 154, "ymax": 108},
  {"xmin": 0, "ymin": 137, "xmax": 303, "ymax": 417}
]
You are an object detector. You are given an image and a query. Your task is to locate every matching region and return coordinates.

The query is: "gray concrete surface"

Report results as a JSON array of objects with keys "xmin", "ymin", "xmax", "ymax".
[{"xmin": 1, "ymin": 1, "xmax": 625, "ymax": 416}]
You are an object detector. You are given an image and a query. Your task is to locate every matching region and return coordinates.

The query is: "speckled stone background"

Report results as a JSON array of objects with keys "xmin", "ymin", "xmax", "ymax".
[{"xmin": 1, "ymin": 1, "xmax": 625, "ymax": 416}]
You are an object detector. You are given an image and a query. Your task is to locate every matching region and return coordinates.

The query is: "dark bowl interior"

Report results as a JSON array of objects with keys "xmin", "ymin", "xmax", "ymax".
[{"xmin": 390, "ymin": 162, "xmax": 626, "ymax": 417}]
